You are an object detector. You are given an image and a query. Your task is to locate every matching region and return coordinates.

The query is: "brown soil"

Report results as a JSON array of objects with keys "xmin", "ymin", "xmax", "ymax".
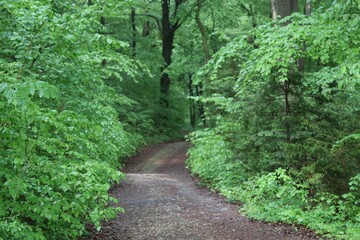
[{"xmin": 86, "ymin": 142, "xmax": 320, "ymax": 240}]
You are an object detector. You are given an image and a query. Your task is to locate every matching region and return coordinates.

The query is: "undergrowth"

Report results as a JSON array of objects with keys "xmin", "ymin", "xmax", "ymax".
[{"xmin": 187, "ymin": 131, "xmax": 360, "ymax": 240}]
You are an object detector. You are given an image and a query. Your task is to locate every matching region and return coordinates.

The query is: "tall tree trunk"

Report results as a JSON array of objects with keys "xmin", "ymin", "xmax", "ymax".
[
  {"xmin": 271, "ymin": 0, "xmax": 298, "ymax": 143},
  {"xmin": 160, "ymin": 0, "xmax": 183, "ymax": 107},
  {"xmin": 249, "ymin": 4, "xmax": 257, "ymax": 28},
  {"xmin": 298, "ymin": 1, "xmax": 312, "ymax": 72},
  {"xmin": 304, "ymin": 0, "xmax": 312, "ymax": 15},
  {"xmin": 195, "ymin": 83, "xmax": 206, "ymax": 124},
  {"xmin": 131, "ymin": 8, "xmax": 136, "ymax": 58},
  {"xmin": 195, "ymin": 0, "xmax": 209, "ymax": 63},
  {"xmin": 284, "ymin": 81, "xmax": 291, "ymax": 143},
  {"xmin": 271, "ymin": 0, "xmax": 298, "ymax": 19},
  {"xmin": 160, "ymin": 0, "xmax": 174, "ymax": 106},
  {"xmin": 194, "ymin": 0, "xmax": 207, "ymax": 125},
  {"xmin": 188, "ymin": 74, "xmax": 196, "ymax": 127}
]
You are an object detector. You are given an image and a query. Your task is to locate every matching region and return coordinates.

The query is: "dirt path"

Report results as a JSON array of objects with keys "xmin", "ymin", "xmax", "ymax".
[{"xmin": 88, "ymin": 142, "xmax": 319, "ymax": 240}]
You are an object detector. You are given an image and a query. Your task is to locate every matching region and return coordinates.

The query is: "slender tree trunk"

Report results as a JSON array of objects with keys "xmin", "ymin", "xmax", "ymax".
[
  {"xmin": 159, "ymin": 0, "xmax": 184, "ymax": 108},
  {"xmin": 250, "ymin": 5, "xmax": 257, "ymax": 28},
  {"xmin": 100, "ymin": 16, "xmax": 105, "ymax": 26},
  {"xmin": 188, "ymin": 74, "xmax": 196, "ymax": 127},
  {"xmin": 195, "ymin": 0, "xmax": 209, "ymax": 63},
  {"xmin": 298, "ymin": 1, "xmax": 312, "ymax": 72},
  {"xmin": 194, "ymin": 0, "xmax": 207, "ymax": 125},
  {"xmin": 284, "ymin": 81, "xmax": 291, "ymax": 143},
  {"xmin": 99, "ymin": 16, "xmax": 107, "ymax": 66},
  {"xmin": 195, "ymin": 83, "xmax": 206, "ymax": 125},
  {"xmin": 271, "ymin": 0, "xmax": 298, "ymax": 143},
  {"xmin": 131, "ymin": 8, "xmax": 136, "ymax": 58},
  {"xmin": 142, "ymin": 21, "xmax": 151, "ymax": 36},
  {"xmin": 160, "ymin": 0, "xmax": 176, "ymax": 107}
]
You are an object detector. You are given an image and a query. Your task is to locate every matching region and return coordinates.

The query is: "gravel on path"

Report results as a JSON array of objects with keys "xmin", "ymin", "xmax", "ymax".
[{"xmin": 86, "ymin": 142, "xmax": 320, "ymax": 240}]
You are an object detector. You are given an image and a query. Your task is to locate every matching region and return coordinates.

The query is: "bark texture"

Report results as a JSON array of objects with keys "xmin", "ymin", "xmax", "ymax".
[
  {"xmin": 160, "ymin": 0, "xmax": 183, "ymax": 106},
  {"xmin": 271, "ymin": 0, "xmax": 298, "ymax": 19},
  {"xmin": 131, "ymin": 8, "xmax": 136, "ymax": 58}
]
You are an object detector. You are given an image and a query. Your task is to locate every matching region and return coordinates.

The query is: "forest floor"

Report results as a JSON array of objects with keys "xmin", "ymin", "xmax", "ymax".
[{"xmin": 86, "ymin": 142, "xmax": 321, "ymax": 240}]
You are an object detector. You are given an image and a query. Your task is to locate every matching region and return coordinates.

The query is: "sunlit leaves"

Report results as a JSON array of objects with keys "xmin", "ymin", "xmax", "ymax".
[
  {"xmin": 188, "ymin": 1, "xmax": 360, "ymax": 239},
  {"xmin": 0, "ymin": 81, "xmax": 59, "ymax": 106},
  {"xmin": 0, "ymin": 0, "xmax": 145, "ymax": 239}
]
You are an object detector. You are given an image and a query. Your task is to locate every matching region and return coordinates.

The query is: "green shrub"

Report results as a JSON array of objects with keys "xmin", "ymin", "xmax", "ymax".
[
  {"xmin": 187, "ymin": 1, "xmax": 359, "ymax": 239},
  {"xmin": 187, "ymin": 129, "xmax": 246, "ymax": 192},
  {"xmin": 188, "ymin": 143, "xmax": 360, "ymax": 240},
  {"xmin": 0, "ymin": 0, "xmax": 155, "ymax": 238}
]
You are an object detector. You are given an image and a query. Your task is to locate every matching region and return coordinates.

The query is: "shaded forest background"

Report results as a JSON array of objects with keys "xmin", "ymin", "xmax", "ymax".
[{"xmin": 0, "ymin": 0, "xmax": 359, "ymax": 239}]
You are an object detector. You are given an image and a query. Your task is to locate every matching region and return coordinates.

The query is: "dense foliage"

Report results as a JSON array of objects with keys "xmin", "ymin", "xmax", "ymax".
[
  {"xmin": 187, "ymin": 1, "xmax": 360, "ymax": 239},
  {"xmin": 0, "ymin": 0, "xmax": 187, "ymax": 239},
  {"xmin": 1, "ymin": 0, "xmax": 359, "ymax": 239}
]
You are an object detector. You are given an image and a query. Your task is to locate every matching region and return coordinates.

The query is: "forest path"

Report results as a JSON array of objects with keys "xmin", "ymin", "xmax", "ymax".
[{"xmin": 89, "ymin": 142, "xmax": 318, "ymax": 240}]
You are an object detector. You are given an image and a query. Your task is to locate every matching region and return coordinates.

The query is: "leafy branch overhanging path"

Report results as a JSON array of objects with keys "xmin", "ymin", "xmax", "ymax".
[{"xmin": 89, "ymin": 142, "xmax": 319, "ymax": 240}]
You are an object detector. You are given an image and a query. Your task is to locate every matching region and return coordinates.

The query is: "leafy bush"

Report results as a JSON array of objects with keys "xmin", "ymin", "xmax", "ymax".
[
  {"xmin": 234, "ymin": 169, "xmax": 309, "ymax": 222},
  {"xmin": 238, "ymin": 172, "xmax": 360, "ymax": 240},
  {"xmin": 187, "ymin": 128, "xmax": 246, "ymax": 192},
  {"xmin": 188, "ymin": 144, "xmax": 360, "ymax": 240},
  {"xmin": 0, "ymin": 0, "xmax": 158, "ymax": 238},
  {"xmin": 187, "ymin": 1, "xmax": 360, "ymax": 239},
  {"xmin": 0, "ymin": 160, "xmax": 123, "ymax": 239}
]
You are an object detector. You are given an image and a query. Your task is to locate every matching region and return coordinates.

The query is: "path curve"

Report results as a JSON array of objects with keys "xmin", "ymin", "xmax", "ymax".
[{"xmin": 89, "ymin": 142, "xmax": 319, "ymax": 240}]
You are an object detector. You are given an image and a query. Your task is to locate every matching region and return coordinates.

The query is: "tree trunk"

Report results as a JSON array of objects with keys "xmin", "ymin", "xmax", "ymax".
[
  {"xmin": 250, "ymin": 4, "xmax": 257, "ymax": 29},
  {"xmin": 194, "ymin": 0, "xmax": 208, "ymax": 125},
  {"xmin": 195, "ymin": 0, "xmax": 210, "ymax": 63},
  {"xmin": 160, "ymin": 0, "xmax": 182, "ymax": 107},
  {"xmin": 304, "ymin": 0, "xmax": 312, "ymax": 16},
  {"xmin": 188, "ymin": 74, "xmax": 196, "ymax": 127},
  {"xmin": 298, "ymin": 1, "xmax": 312, "ymax": 72},
  {"xmin": 160, "ymin": 0, "xmax": 173, "ymax": 101},
  {"xmin": 271, "ymin": 0, "xmax": 298, "ymax": 143},
  {"xmin": 271, "ymin": 0, "xmax": 298, "ymax": 20},
  {"xmin": 131, "ymin": 8, "xmax": 136, "ymax": 58},
  {"xmin": 195, "ymin": 83, "xmax": 206, "ymax": 125},
  {"xmin": 284, "ymin": 81, "xmax": 291, "ymax": 143}
]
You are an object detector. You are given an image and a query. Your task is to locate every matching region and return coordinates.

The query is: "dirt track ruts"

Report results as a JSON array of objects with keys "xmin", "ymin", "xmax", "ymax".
[{"xmin": 87, "ymin": 142, "xmax": 320, "ymax": 240}]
